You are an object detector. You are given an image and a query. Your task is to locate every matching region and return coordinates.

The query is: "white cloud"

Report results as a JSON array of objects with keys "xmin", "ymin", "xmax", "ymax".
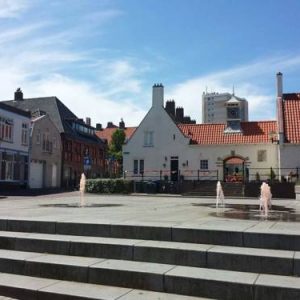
[
  {"xmin": 166, "ymin": 55, "xmax": 300, "ymax": 123},
  {"xmin": 0, "ymin": 0, "xmax": 29, "ymax": 18},
  {"xmin": 25, "ymin": 74, "xmax": 147, "ymax": 127}
]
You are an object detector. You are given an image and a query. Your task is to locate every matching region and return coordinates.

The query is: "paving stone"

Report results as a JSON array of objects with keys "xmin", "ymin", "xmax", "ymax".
[
  {"xmin": 292, "ymin": 251, "xmax": 300, "ymax": 276},
  {"xmin": 255, "ymin": 274, "xmax": 300, "ymax": 300},
  {"xmin": 207, "ymin": 245, "xmax": 294, "ymax": 275},
  {"xmin": 56, "ymin": 222, "xmax": 111, "ymax": 237},
  {"xmin": 89, "ymin": 259, "xmax": 175, "ymax": 291},
  {"xmin": 6, "ymin": 220, "xmax": 56, "ymax": 234},
  {"xmin": 110, "ymin": 224, "xmax": 172, "ymax": 241},
  {"xmin": 134, "ymin": 240, "xmax": 211, "ymax": 267},
  {"xmin": 69, "ymin": 236, "xmax": 136, "ymax": 259},
  {"xmin": 119, "ymin": 289, "xmax": 214, "ymax": 300},
  {"xmin": 0, "ymin": 272, "xmax": 58, "ymax": 300},
  {"xmin": 164, "ymin": 266, "xmax": 257, "ymax": 300},
  {"xmin": 0, "ymin": 249, "xmax": 42, "ymax": 275},
  {"xmin": 0, "ymin": 220, "xmax": 7, "ymax": 231},
  {"xmin": 24, "ymin": 253, "xmax": 103, "ymax": 282},
  {"xmin": 243, "ymin": 231, "xmax": 300, "ymax": 251},
  {"xmin": 39, "ymin": 281, "xmax": 131, "ymax": 300},
  {"xmin": 172, "ymin": 227, "xmax": 243, "ymax": 246},
  {"xmin": 14, "ymin": 236, "xmax": 70, "ymax": 254}
]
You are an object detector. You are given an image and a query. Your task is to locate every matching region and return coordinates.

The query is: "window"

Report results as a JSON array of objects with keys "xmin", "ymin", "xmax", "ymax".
[
  {"xmin": 200, "ymin": 159, "xmax": 208, "ymax": 170},
  {"xmin": 36, "ymin": 129, "xmax": 41, "ymax": 144},
  {"xmin": 21, "ymin": 123, "xmax": 29, "ymax": 145},
  {"xmin": 257, "ymin": 150, "xmax": 267, "ymax": 162},
  {"xmin": 42, "ymin": 132, "xmax": 52, "ymax": 153},
  {"xmin": 0, "ymin": 116, "xmax": 13, "ymax": 142},
  {"xmin": 133, "ymin": 159, "xmax": 144, "ymax": 175},
  {"xmin": 53, "ymin": 137, "xmax": 57, "ymax": 149},
  {"xmin": 144, "ymin": 131, "xmax": 154, "ymax": 147}
]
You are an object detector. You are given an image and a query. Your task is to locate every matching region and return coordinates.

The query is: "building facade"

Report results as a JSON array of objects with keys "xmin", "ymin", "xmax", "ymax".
[
  {"xmin": 123, "ymin": 76, "xmax": 298, "ymax": 183},
  {"xmin": 0, "ymin": 102, "xmax": 30, "ymax": 188},
  {"xmin": 2, "ymin": 89, "xmax": 106, "ymax": 188},
  {"xmin": 29, "ymin": 112, "xmax": 62, "ymax": 188},
  {"xmin": 202, "ymin": 91, "xmax": 248, "ymax": 124}
]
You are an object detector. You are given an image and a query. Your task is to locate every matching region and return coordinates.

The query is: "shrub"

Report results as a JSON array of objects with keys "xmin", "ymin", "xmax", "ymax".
[
  {"xmin": 86, "ymin": 178, "xmax": 133, "ymax": 194},
  {"xmin": 270, "ymin": 167, "xmax": 276, "ymax": 182},
  {"xmin": 255, "ymin": 172, "xmax": 260, "ymax": 182}
]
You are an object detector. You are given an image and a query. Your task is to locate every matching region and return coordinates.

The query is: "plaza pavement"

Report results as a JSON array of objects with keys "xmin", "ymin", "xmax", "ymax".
[{"xmin": 0, "ymin": 191, "xmax": 299, "ymax": 235}]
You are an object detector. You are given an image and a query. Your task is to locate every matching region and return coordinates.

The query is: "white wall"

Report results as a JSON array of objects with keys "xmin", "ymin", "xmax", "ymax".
[
  {"xmin": 123, "ymin": 104, "xmax": 190, "ymax": 179},
  {"xmin": 0, "ymin": 108, "xmax": 30, "ymax": 154},
  {"xmin": 123, "ymin": 102, "xmax": 279, "ymax": 181},
  {"xmin": 279, "ymin": 144, "xmax": 300, "ymax": 178}
]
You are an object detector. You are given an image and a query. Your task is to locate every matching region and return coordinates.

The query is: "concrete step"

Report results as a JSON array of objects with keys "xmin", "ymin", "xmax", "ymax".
[
  {"xmin": 1, "ymin": 219, "xmax": 300, "ymax": 251},
  {"xmin": 0, "ymin": 231, "xmax": 298, "ymax": 276},
  {"xmin": 0, "ymin": 250, "xmax": 299, "ymax": 300},
  {"xmin": 0, "ymin": 272, "xmax": 211, "ymax": 300}
]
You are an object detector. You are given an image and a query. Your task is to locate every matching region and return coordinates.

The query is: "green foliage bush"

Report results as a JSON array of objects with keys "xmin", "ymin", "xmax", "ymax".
[{"xmin": 86, "ymin": 179, "xmax": 133, "ymax": 194}]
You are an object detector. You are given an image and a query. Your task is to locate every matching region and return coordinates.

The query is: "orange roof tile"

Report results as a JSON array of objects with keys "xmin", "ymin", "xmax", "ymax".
[
  {"xmin": 96, "ymin": 127, "xmax": 136, "ymax": 144},
  {"xmin": 178, "ymin": 121, "xmax": 277, "ymax": 145},
  {"xmin": 283, "ymin": 95, "xmax": 300, "ymax": 143}
]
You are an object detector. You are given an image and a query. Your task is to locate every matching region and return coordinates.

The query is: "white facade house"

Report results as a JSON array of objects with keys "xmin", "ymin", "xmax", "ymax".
[
  {"xmin": 123, "ymin": 84, "xmax": 280, "ymax": 182},
  {"xmin": 0, "ymin": 101, "xmax": 30, "ymax": 187}
]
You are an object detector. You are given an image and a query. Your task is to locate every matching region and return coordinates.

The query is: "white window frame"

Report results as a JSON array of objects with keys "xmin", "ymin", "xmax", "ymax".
[
  {"xmin": 200, "ymin": 159, "xmax": 208, "ymax": 170},
  {"xmin": 144, "ymin": 131, "xmax": 154, "ymax": 147}
]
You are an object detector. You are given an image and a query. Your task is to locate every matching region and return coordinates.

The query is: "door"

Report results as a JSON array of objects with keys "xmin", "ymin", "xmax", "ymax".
[
  {"xmin": 29, "ymin": 161, "xmax": 43, "ymax": 188},
  {"xmin": 170, "ymin": 157, "xmax": 179, "ymax": 181},
  {"xmin": 51, "ymin": 164, "xmax": 57, "ymax": 187}
]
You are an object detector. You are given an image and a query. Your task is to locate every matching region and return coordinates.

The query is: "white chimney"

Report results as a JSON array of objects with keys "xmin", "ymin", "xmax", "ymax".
[
  {"xmin": 276, "ymin": 72, "xmax": 283, "ymax": 97},
  {"xmin": 152, "ymin": 83, "xmax": 164, "ymax": 108}
]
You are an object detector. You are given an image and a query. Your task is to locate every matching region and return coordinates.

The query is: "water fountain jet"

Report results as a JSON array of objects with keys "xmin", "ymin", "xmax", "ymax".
[
  {"xmin": 216, "ymin": 181, "xmax": 225, "ymax": 208},
  {"xmin": 259, "ymin": 182, "xmax": 272, "ymax": 217},
  {"xmin": 79, "ymin": 173, "xmax": 86, "ymax": 207}
]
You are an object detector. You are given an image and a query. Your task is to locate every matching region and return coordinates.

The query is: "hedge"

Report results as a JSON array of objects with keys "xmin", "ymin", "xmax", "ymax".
[{"xmin": 86, "ymin": 178, "xmax": 133, "ymax": 194}]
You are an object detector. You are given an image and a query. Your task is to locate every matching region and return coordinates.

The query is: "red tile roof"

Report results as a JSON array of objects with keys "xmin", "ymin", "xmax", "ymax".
[
  {"xmin": 178, "ymin": 121, "xmax": 277, "ymax": 145},
  {"xmin": 96, "ymin": 127, "xmax": 136, "ymax": 144},
  {"xmin": 283, "ymin": 95, "xmax": 300, "ymax": 143}
]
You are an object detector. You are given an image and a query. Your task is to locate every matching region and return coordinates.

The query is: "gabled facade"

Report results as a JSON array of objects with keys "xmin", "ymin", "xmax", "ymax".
[
  {"xmin": 276, "ymin": 72, "xmax": 300, "ymax": 180},
  {"xmin": 123, "ymin": 84, "xmax": 280, "ymax": 182},
  {"xmin": 2, "ymin": 89, "xmax": 106, "ymax": 188},
  {"xmin": 29, "ymin": 113, "xmax": 62, "ymax": 188},
  {"xmin": 0, "ymin": 102, "xmax": 31, "ymax": 188}
]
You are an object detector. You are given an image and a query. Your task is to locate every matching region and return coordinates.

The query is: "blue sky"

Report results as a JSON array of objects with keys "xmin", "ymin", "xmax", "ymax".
[{"xmin": 1, "ymin": 0, "xmax": 300, "ymax": 126}]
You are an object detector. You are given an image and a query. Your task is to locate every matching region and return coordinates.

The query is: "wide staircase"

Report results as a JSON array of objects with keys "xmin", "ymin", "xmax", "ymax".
[{"xmin": 0, "ymin": 219, "xmax": 299, "ymax": 299}]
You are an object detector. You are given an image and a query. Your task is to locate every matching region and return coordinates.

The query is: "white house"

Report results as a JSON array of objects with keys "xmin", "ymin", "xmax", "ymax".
[
  {"xmin": 0, "ymin": 100, "xmax": 30, "ymax": 188},
  {"xmin": 29, "ymin": 111, "xmax": 62, "ymax": 189},
  {"xmin": 123, "ymin": 74, "xmax": 299, "ymax": 183}
]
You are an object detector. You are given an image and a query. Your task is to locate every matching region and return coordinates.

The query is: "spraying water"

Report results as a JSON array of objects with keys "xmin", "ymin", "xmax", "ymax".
[
  {"xmin": 259, "ymin": 182, "xmax": 272, "ymax": 217},
  {"xmin": 216, "ymin": 181, "xmax": 225, "ymax": 208},
  {"xmin": 79, "ymin": 173, "xmax": 86, "ymax": 207}
]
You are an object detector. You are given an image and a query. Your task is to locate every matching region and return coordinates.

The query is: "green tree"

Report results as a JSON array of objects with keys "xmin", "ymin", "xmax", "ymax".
[{"xmin": 108, "ymin": 129, "xmax": 126, "ymax": 162}]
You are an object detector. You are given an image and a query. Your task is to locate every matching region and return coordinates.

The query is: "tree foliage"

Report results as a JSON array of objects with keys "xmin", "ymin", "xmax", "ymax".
[{"xmin": 108, "ymin": 129, "xmax": 126, "ymax": 161}]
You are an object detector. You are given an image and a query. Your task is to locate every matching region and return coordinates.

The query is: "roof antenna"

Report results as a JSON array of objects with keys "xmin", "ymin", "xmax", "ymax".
[{"xmin": 232, "ymin": 85, "xmax": 235, "ymax": 96}]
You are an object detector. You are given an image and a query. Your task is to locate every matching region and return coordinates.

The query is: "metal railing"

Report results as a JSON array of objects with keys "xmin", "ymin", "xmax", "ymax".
[{"xmin": 123, "ymin": 169, "xmax": 219, "ymax": 181}]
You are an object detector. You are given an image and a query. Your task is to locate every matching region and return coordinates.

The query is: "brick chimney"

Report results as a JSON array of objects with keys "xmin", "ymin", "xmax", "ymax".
[
  {"xmin": 14, "ymin": 88, "xmax": 23, "ymax": 101},
  {"xmin": 96, "ymin": 123, "xmax": 102, "ymax": 130},
  {"xmin": 276, "ymin": 72, "xmax": 284, "ymax": 144},
  {"xmin": 176, "ymin": 107, "xmax": 184, "ymax": 123},
  {"xmin": 85, "ymin": 117, "xmax": 91, "ymax": 126},
  {"xmin": 152, "ymin": 83, "xmax": 164, "ymax": 108},
  {"xmin": 119, "ymin": 118, "xmax": 125, "ymax": 129}
]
